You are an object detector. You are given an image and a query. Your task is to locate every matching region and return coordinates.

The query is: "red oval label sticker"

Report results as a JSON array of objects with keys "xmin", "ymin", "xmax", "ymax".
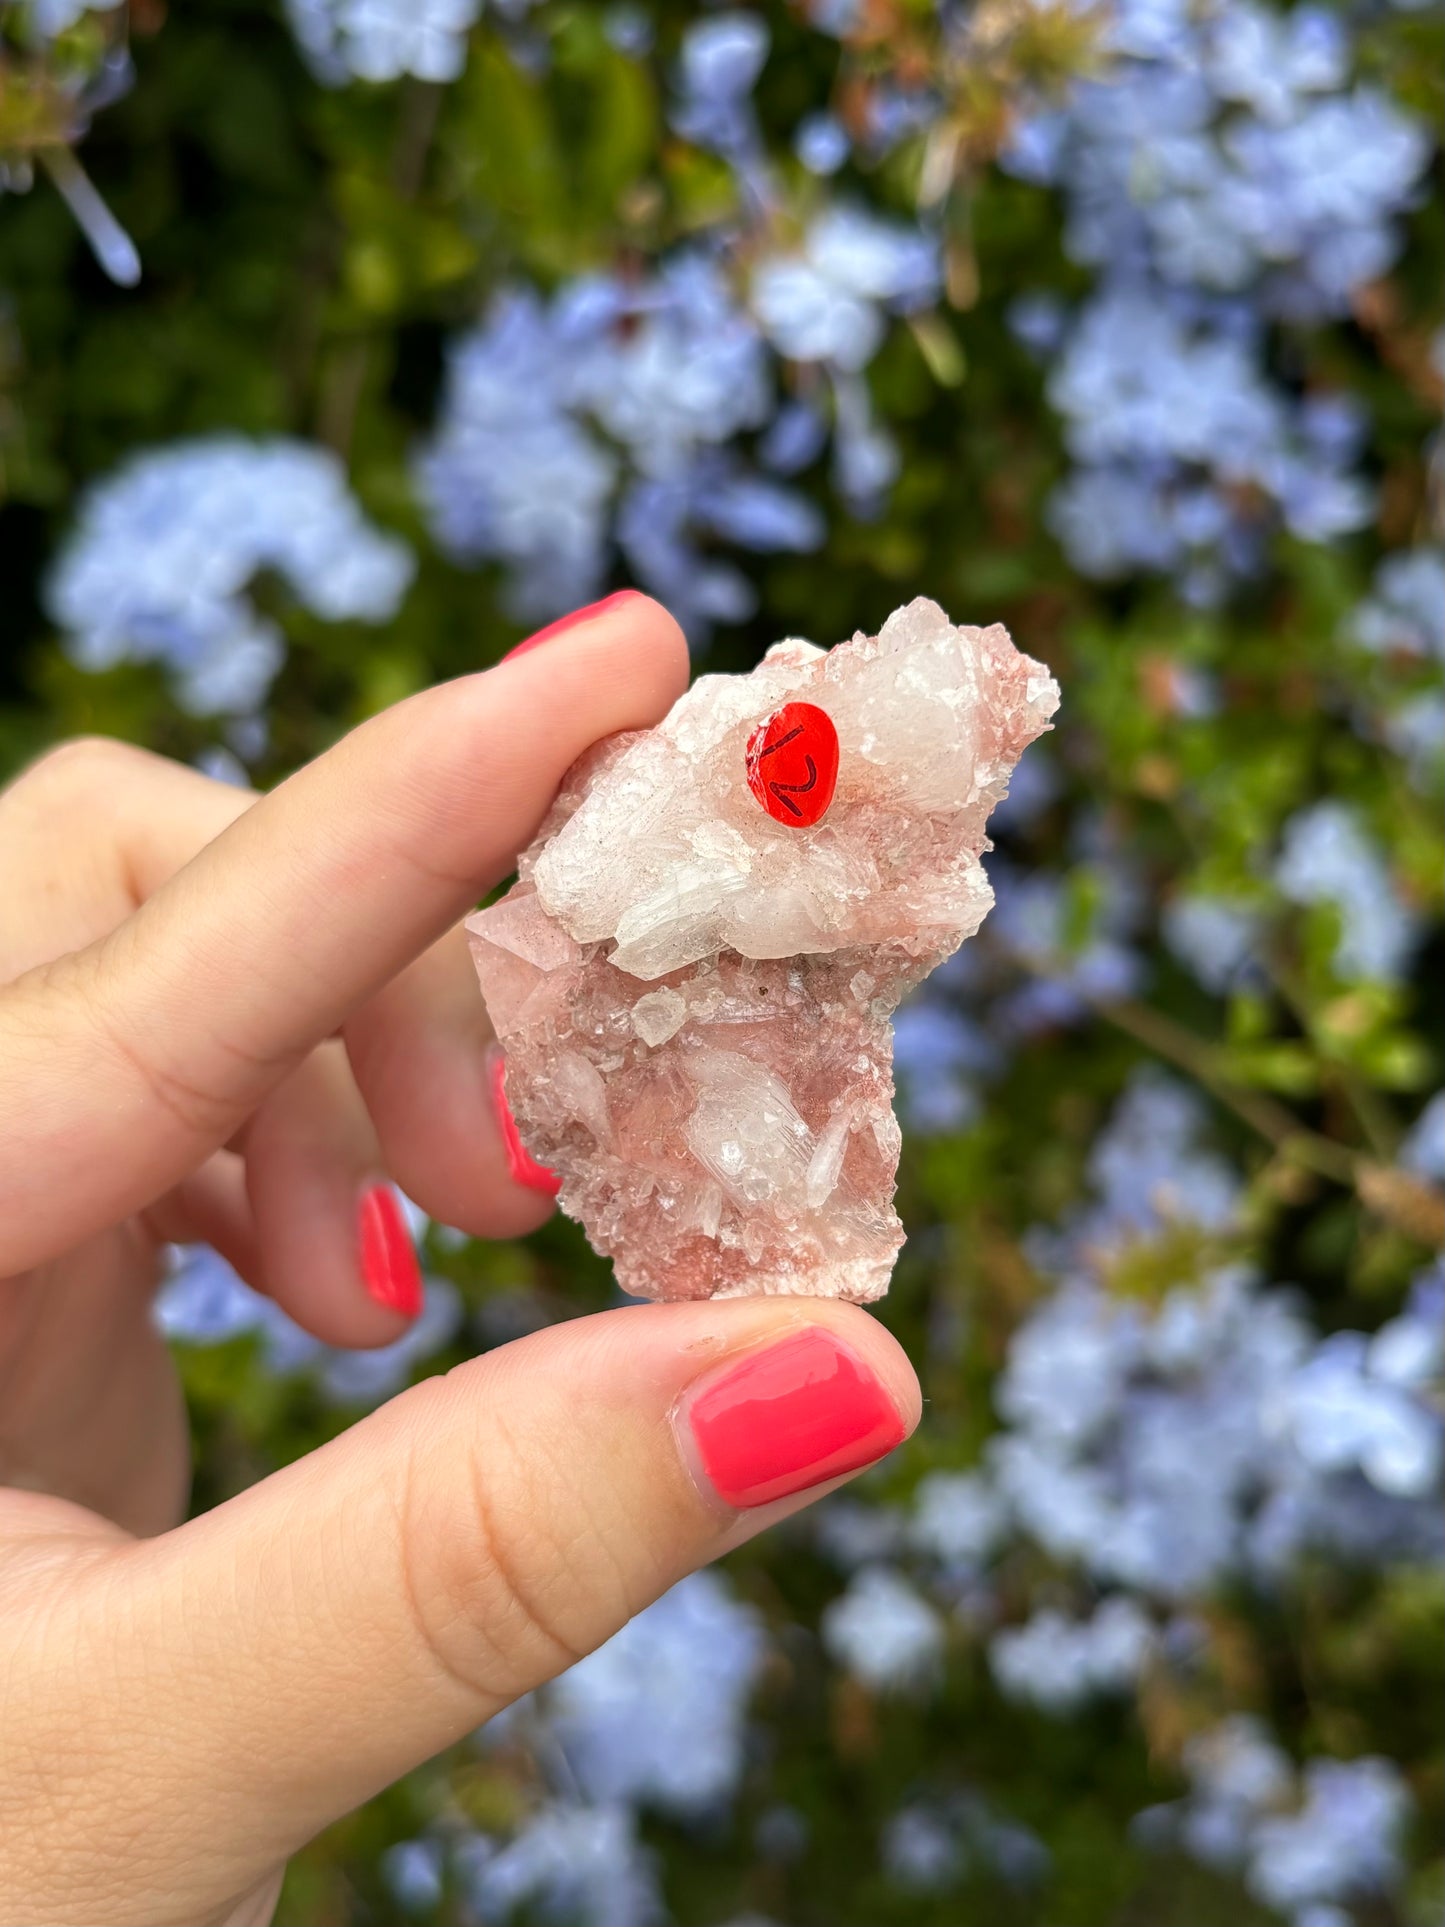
[{"xmin": 745, "ymin": 701, "xmax": 839, "ymax": 828}]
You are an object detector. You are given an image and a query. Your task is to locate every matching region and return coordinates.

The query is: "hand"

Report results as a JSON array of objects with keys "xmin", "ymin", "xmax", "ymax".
[{"xmin": 0, "ymin": 596, "xmax": 920, "ymax": 1927}]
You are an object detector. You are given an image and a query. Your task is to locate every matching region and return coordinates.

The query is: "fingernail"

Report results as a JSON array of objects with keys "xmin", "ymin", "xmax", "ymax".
[
  {"xmin": 683, "ymin": 1328, "xmax": 907, "ymax": 1510},
  {"xmin": 357, "ymin": 1183, "xmax": 423, "ymax": 1318},
  {"xmin": 500, "ymin": 590, "xmax": 644, "ymax": 665},
  {"xmin": 488, "ymin": 1048, "xmax": 562, "ymax": 1196}
]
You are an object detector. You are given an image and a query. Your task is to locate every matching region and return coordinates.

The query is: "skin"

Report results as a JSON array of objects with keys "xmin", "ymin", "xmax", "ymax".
[{"xmin": 0, "ymin": 597, "xmax": 921, "ymax": 1927}]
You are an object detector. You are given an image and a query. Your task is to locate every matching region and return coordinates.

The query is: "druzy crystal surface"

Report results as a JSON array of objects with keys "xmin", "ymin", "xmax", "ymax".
[{"xmin": 467, "ymin": 599, "xmax": 1060, "ymax": 1301}]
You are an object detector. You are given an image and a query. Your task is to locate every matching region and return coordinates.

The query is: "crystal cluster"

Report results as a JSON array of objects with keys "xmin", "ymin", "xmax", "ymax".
[{"xmin": 467, "ymin": 599, "xmax": 1059, "ymax": 1302}]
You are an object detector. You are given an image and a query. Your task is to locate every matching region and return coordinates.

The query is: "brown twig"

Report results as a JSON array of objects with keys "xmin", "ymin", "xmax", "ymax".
[
  {"xmin": 1089, "ymin": 994, "xmax": 1445, "ymax": 1245},
  {"xmin": 1090, "ymin": 994, "xmax": 1356, "ymax": 1180}
]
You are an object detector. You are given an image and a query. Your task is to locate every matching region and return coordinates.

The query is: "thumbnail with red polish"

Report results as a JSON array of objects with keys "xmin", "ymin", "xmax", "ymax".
[
  {"xmin": 687, "ymin": 1328, "xmax": 906, "ymax": 1509},
  {"xmin": 500, "ymin": 589, "xmax": 643, "ymax": 664},
  {"xmin": 357, "ymin": 1183, "xmax": 423, "ymax": 1319},
  {"xmin": 489, "ymin": 1049, "xmax": 562, "ymax": 1196}
]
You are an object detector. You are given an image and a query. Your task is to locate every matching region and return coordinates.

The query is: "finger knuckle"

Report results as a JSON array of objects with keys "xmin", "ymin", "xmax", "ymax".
[
  {"xmin": 395, "ymin": 1390, "xmax": 605, "ymax": 1706},
  {"xmin": 3, "ymin": 735, "xmax": 151, "ymax": 813},
  {"xmin": 82, "ymin": 958, "xmax": 269, "ymax": 1143}
]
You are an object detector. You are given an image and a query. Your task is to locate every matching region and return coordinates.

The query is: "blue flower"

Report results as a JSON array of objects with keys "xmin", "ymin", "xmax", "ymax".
[
  {"xmin": 963, "ymin": 1071, "xmax": 1445, "ymax": 1611},
  {"xmin": 540, "ymin": 1571, "xmax": 766, "ymax": 1816},
  {"xmin": 892, "ymin": 998, "xmax": 999, "ymax": 1131},
  {"xmin": 1007, "ymin": 291, "xmax": 1069, "ymax": 359},
  {"xmin": 670, "ymin": 11, "xmax": 770, "ymax": 170},
  {"xmin": 908, "ymin": 1470, "xmax": 1006, "ymax": 1571},
  {"xmin": 758, "ymin": 399, "xmax": 829, "ymax": 474},
  {"xmin": 692, "ymin": 470, "xmax": 825, "ymax": 551},
  {"xmin": 1400, "ymin": 1092, "xmax": 1445, "ymax": 1187},
  {"xmin": 416, "ymin": 291, "xmax": 617, "ymax": 620},
  {"xmin": 616, "ymin": 475, "xmax": 757, "ymax": 635},
  {"xmin": 990, "ymin": 1597, "xmax": 1157, "ymax": 1713},
  {"xmin": 804, "ymin": 0, "xmax": 863, "ymax": 36},
  {"xmin": 986, "ymin": 860, "xmax": 1147, "ymax": 1031},
  {"xmin": 1009, "ymin": 14, "xmax": 1427, "ymax": 321},
  {"xmin": 22, "ymin": 0, "xmax": 122, "ymax": 38},
  {"xmin": 1247, "ymin": 1758, "xmax": 1410, "ymax": 1921},
  {"xmin": 751, "ymin": 205, "xmax": 940, "ymax": 370},
  {"xmin": 1000, "ymin": 0, "xmax": 1425, "ymax": 597},
  {"xmin": 49, "ymin": 437, "xmax": 414, "ymax": 718},
  {"xmin": 1274, "ymin": 801, "xmax": 1419, "ymax": 983},
  {"xmin": 795, "ymin": 111, "xmax": 851, "ymax": 175},
  {"xmin": 1222, "ymin": 89, "xmax": 1428, "ymax": 316},
  {"xmin": 1042, "ymin": 274, "xmax": 1372, "ymax": 591},
  {"xmin": 155, "ymin": 1232, "xmax": 462, "ymax": 1409},
  {"xmin": 821, "ymin": 1565, "xmax": 945, "ymax": 1692},
  {"xmin": 381, "ymin": 1838, "xmax": 445, "ymax": 1914},
  {"xmin": 883, "ymin": 1797, "xmax": 1050, "ymax": 1892},
  {"xmin": 1350, "ymin": 546, "xmax": 1445, "ymax": 660},
  {"xmin": 601, "ymin": 5, "xmax": 652, "ymax": 57},
  {"xmin": 1162, "ymin": 892, "xmax": 1263, "ymax": 993},
  {"xmin": 1204, "ymin": 3, "xmax": 1347, "ymax": 127},
  {"xmin": 1155, "ymin": 1717, "xmax": 1294, "ymax": 1868},
  {"xmin": 573, "ymin": 258, "xmax": 774, "ymax": 474},
  {"xmin": 1083, "ymin": 1070, "xmax": 1243, "ymax": 1242},
  {"xmin": 418, "ymin": 263, "xmax": 818, "ymax": 633},
  {"xmin": 881, "ymin": 1805, "xmax": 963, "ymax": 1891},
  {"xmin": 285, "ymin": 0, "xmax": 516, "ymax": 85},
  {"xmin": 1266, "ymin": 1333, "xmax": 1442, "ymax": 1499},
  {"xmin": 459, "ymin": 1803, "xmax": 663, "ymax": 1927},
  {"xmin": 154, "ymin": 1245, "xmax": 265, "ymax": 1344}
]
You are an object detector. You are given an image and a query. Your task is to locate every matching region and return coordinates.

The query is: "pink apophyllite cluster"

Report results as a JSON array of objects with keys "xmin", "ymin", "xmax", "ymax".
[{"xmin": 467, "ymin": 598, "xmax": 1060, "ymax": 1303}]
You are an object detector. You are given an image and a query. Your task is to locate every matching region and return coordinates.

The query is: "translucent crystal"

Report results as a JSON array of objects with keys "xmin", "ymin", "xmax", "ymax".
[{"xmin": 467, "ymin": 598, "xmax": 1060, "ymax": 1301}]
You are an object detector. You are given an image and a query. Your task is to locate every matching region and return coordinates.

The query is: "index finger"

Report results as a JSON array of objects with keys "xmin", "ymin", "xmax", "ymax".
[{"xmin": 0, "ymin": 594, "xmax": 687, "ymax": 1274}]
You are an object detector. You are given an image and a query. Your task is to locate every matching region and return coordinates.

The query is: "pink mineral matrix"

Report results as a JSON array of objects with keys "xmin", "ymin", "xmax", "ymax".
[{"xmin": 467, "ymin": 598, "xmax": 1060, "ymax": 1304}]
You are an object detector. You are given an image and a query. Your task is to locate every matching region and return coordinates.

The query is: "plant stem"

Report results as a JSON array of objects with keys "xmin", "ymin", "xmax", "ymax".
[{"xmin": 1092, "ymin": 994, "xmax": 1359, "ymax": 1185}]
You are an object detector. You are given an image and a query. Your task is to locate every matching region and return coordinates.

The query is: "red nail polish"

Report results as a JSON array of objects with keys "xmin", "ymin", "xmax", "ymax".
[
  {"xmin": 687, "ymin": 1329, "xmax": 907, "ymax": 1509},
  {"xmin": 500, "ymin": 590, "xmax": 644, "ymax": 665},
  {"xmin": 357, "ymin": 1184, "xmax": 423, "ymax": 1318},
  {"xmin": 488, "ymin": 1050, "xmax": 562, "ymax": 1196}
]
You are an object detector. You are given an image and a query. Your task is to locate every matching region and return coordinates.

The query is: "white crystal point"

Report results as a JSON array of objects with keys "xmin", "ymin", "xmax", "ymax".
[{"xmin": 467, "ymin": 599, "xmax": 1059, "ymax": 1303}]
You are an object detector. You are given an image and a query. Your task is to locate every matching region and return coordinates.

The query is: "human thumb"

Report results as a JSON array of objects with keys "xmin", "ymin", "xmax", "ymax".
[{"xmin": 2, "ymin": 1296, "xmax": 917, "ymax": 1926}]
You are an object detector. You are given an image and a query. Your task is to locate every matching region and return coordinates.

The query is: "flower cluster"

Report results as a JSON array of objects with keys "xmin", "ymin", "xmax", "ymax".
[
  {"xmin": 803, "ymin": 1071, "xmax": 1442, "ymax": 1916},
  {"xmin": 378, "ymin": 1571, "xmax": 764, "ymax": 1925},
  {"xmin": 1274, "ymin": 800, "xmax": 1421, "ymax": 984},
  {"xmin": 1004, "ymin": 0, "xmax": 1430, "ymax": 599},
  {"xmin": 989, "ymin": 1596, "xmax": 1156, "ymax": 1713},
  {"xmin": 821, "ymin": 1563, "xmax": 946, "ymax": 1693},
  {"xmin": 535, "ymin": 1568, "xmax": 766, "ymax": 1815},
  {"xmin": 452, "ymin": 1802, "xmax": 662, "ymax": 1927},
  {"xmin": 156, "ymin": 1213, "xmax": 463, "ymax": 1408},
  {"xmin": 987, "ymin": 1078, "xmax": 1443, "ymax": 1579},
  {"xmin": 1137, "ymin": 1719, "xmax": 1412, "ymax": 1927},
  {"xmin": 415, "ymin": 202, "xmax": 938, "ymax": 634},
  {"xmin": 47, "ymin": 438, "xmax": 415, "ymax": 719},
  {"xmin": 1346, "ymin": 543, "xmax": 1445, "ymax": 792},
  {"xmin": 286, "ymin": 0, "xmax": 493, "ymax": 86},
  {"xmin": 822, "ymin": 1075, "xmax": 1443, "ymax": 1625},
  {"xmin": 415, "ymin": 261, "xmax": 813, "ymax": 634}
]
